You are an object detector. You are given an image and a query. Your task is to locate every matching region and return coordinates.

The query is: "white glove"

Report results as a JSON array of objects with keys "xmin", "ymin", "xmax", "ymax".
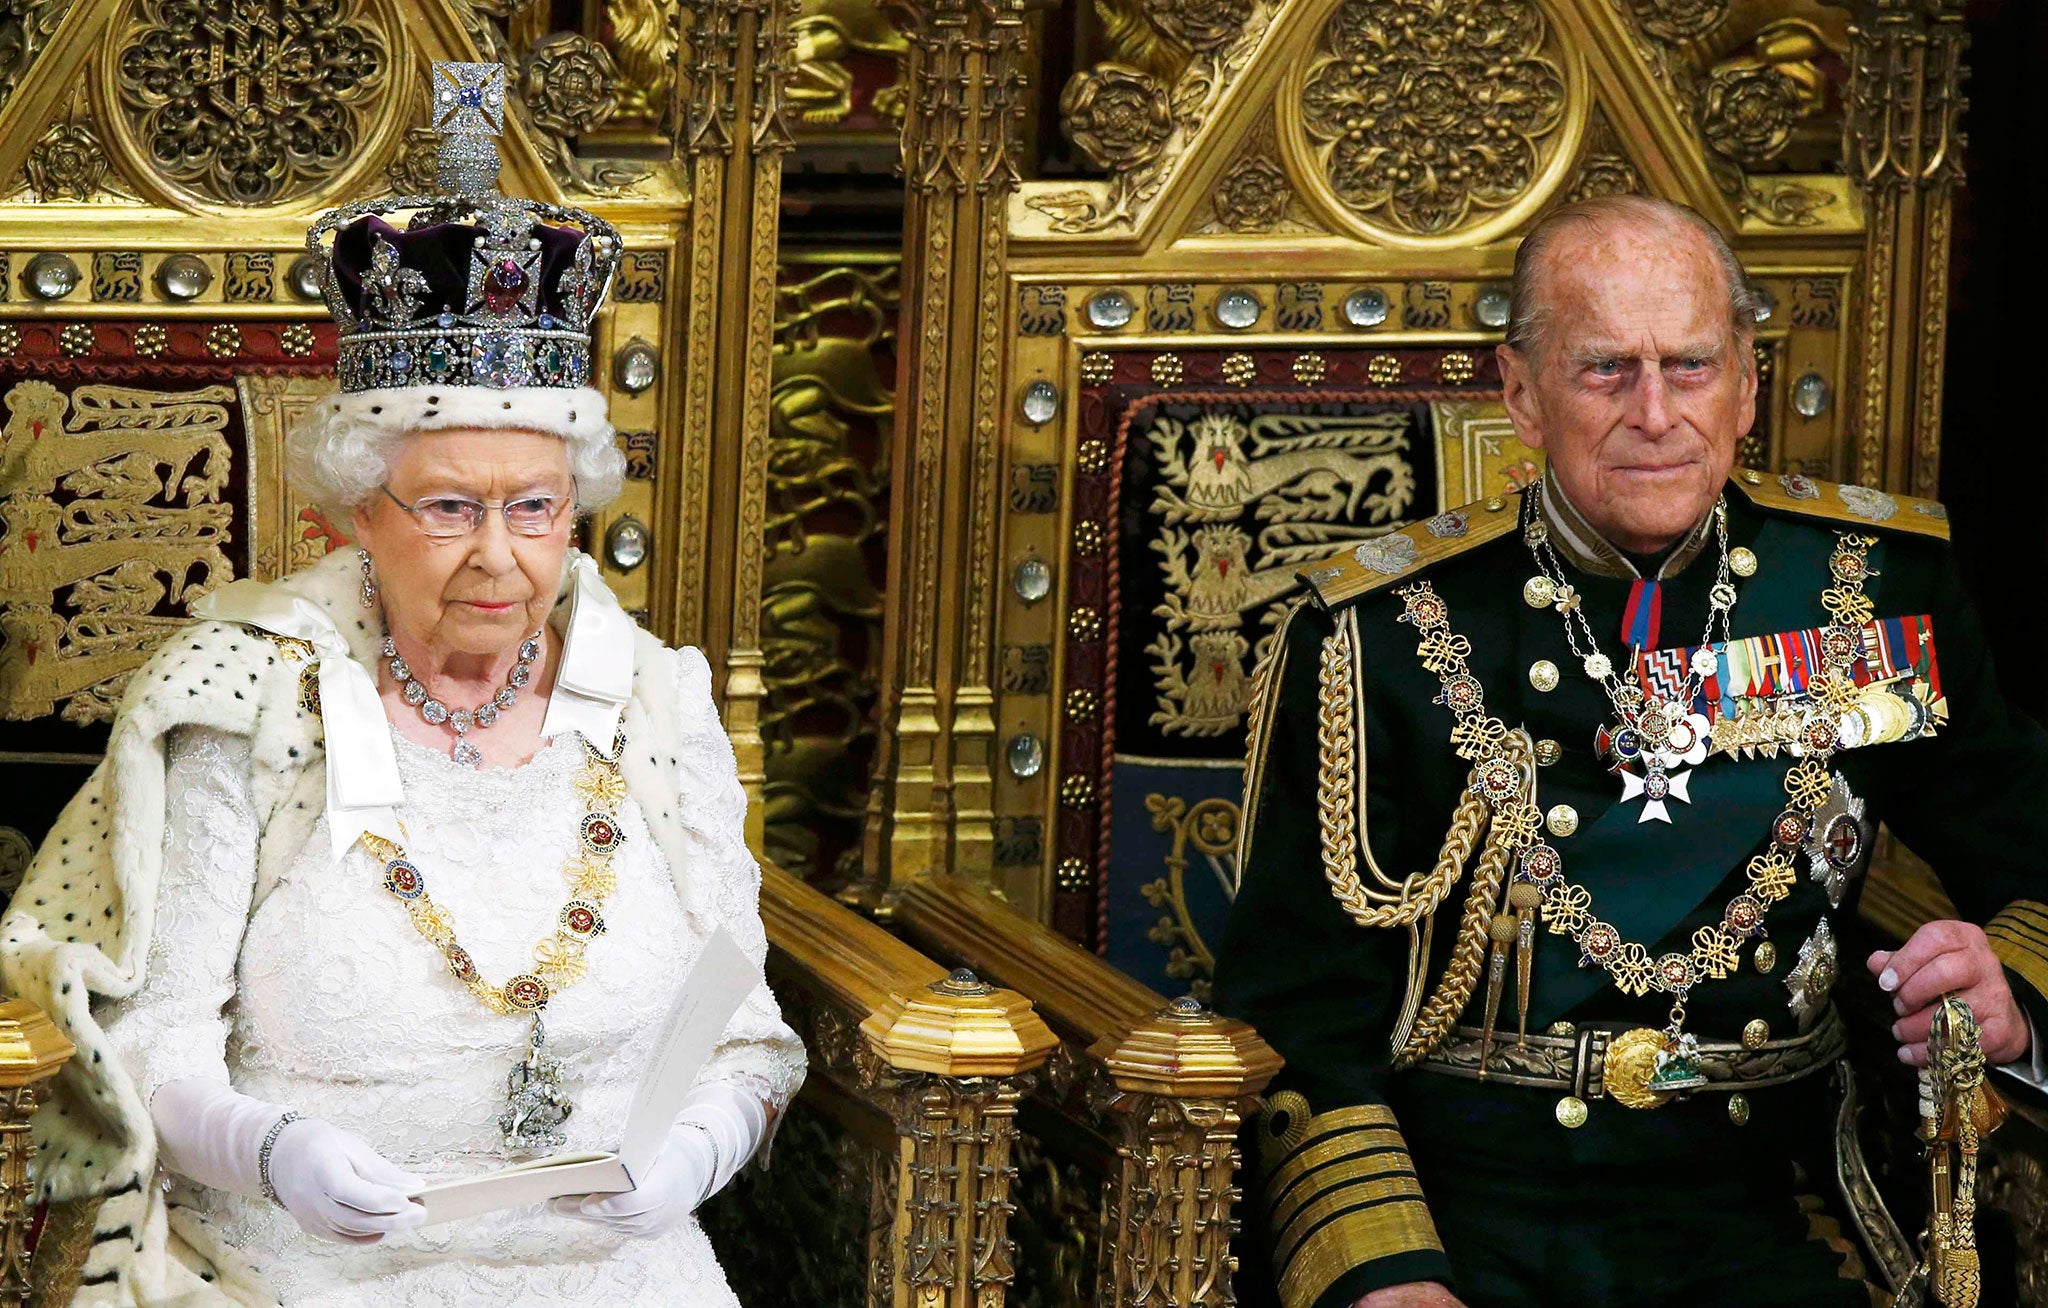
[
  {"xmin": 549, "ymin": 1083, "xmax": 766, "ymax": 1236},
  {"xmin": 151, "ymin": 1078, "xmax": 428, "ymax": 1245}
]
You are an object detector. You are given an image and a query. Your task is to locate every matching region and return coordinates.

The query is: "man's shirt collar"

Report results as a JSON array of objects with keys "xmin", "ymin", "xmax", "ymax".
[{"xmin": 1535, "ymin": 465, "xmax": 1716, "ymax": 581}]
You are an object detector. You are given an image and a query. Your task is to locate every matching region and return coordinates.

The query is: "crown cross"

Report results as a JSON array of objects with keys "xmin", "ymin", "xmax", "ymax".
[{"xmin": 433, "ymin": 62, "xmax": 507, "ymax": 200}]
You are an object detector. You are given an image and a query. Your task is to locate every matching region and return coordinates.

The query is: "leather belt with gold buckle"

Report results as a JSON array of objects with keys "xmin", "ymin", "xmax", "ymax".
[{"xmin": 1415, "ymin": 1006, "xmax": 1847, "ymax": 1111}]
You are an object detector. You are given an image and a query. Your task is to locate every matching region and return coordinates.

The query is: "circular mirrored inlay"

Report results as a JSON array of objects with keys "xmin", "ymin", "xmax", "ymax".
[
  {"xmin": 289, "ymin": 253, "xmax": 327, "ymax": 301},
  {"xmin": 1012, "ymin": 556, "xmax": 1051, "ymax": 603},
  {"xmin": 1342, "ymin": 287, "xmax": 1389, "ymax": 328},
  {"xmin": 613, "ymin": 339, "xmax": 660, "ymax": 394},
  {"xmin": 1086, "ymin": 290, "xmax": 1133, "ymax": 329},
  {"xmin": 1019, "ymin": 379, "xmax": 1059, "ymax": 426},
  {"xmin": 25, "ymin": 253, "xmax": 79, "ymax": 300},
  {"xmin": 1213, "ymin": 288, "xmax": 1262, "ymax": 330},
  {"xmin": 1473, "ymin": 285, "xmax": 1512, "ymax": 330},
  {"xmin": 156, "ymin": 254, "xmax": 212, "ymax": 301},
  {"xmin": 1751, "ymin": 285, "xmax": 1776, "ymax": 324},
  {"xmin": 605, "ymin": 516, "xmax": 650, "ymax": 571},
  {"xmin": 1006, "ymin": 733, "xmax": 1045, "ymax": 779},
  {"xmin": 1791, "ymin": 371, "xmax": 1831, "ymax": 418}
]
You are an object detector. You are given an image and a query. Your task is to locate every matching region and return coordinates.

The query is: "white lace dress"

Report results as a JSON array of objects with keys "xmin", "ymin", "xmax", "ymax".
[{"xmin": 96, "ymin": 664, "xmax": 805, "ymax": 1308}]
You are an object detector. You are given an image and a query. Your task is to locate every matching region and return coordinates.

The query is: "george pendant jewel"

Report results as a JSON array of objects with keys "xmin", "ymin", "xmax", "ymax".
[
  {"xmin": 501, "ymin": 1016, "xmax": 573, "ymax": 1152},
  {"xmin": 383, "ymin": 627, "xmax": 541, "ymax": 767},
  {"xmin": 362, "ymin": 730, "xmax": 628, "ymax": 1153}
]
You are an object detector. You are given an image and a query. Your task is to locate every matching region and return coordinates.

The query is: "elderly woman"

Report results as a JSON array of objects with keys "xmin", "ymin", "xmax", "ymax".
[{"xmin": 1, "ymin": 64, "xmax": 803, "ymax": 1307}]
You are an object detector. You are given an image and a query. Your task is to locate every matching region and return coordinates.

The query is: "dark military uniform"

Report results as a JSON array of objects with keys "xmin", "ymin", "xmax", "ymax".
[{"xmin": 1217, "ymin": 472, "xmax": 2048, "ymax": 1308}]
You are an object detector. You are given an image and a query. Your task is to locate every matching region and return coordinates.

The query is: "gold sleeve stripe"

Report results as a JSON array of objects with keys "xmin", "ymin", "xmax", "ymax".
[
  {"xmin": 1270, "ymin": 1138, "xmax": 1410, "ymax": 1218},
  {"xmin": 1266, "ymin": 1104, "xmax": 1405, "ymax": 1192},
  {"xmin": 1270, "ymin": 1124, "xmax": 1407, "ymax": 1184},
  {"xmin": 1269, "ymin": 1154, "xmax": 1417, "ymax": 1244},
  {"xmin": 1270, "ymin": 1143, "xmax": 1416, "ymax": 1232},
  {"xmin": 1987, "ymin": 901, "xmax": 2048, "ymax": 1001},
  {"xmin": 1277, "ymin": 1192, "xmax": 1445, "ymax": 1308},
  {"xmin": 1275, "ymin": 1174, "xmax": 1431, "ymax": 1265}
]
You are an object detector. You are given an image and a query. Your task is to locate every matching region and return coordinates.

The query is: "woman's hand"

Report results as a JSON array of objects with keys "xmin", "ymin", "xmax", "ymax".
[
  {"xmin": 1355, "ymin": 1283, "xmax": 1467, "ymax": 1307},
  {"xmin": 267, "ymin": 1119, "xmax": 430, "ymax": 1245},
  {"xmin": 550, "ymin": 1083, "xmax": 769, "ymax": 1237},
  {"xmin": 549, "ymin": 1124, "xmax": 717, "ymax": 1237},
  {"xmin": 149, "ymin": 1079, "xmax": 426, "ymax": 1246}
]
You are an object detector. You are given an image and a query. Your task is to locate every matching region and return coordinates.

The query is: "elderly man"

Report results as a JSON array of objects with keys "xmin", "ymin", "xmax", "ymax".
[{"xmin": 1218, "ymin": 194, "xmax": 2048, "ymax": 1308}]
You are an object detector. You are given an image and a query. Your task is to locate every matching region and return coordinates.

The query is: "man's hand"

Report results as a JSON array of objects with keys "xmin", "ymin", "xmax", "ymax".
[
  {"xmin": 1354, "ymin": 1283, "xmax": 1466, "ymax": 1307},
  {"xmin": 1869, "ymin": 919, "xmax": 2031, "ymax": 1066}
]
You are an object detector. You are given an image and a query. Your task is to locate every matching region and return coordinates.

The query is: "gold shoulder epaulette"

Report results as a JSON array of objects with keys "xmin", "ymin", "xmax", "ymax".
[
  {"xmin": 1297, "ymin": 496, "xmax": 1522, "ymax": 611},
  {"xmin": 1730, "ymin": 469, "xmax": 1950, "ymax": 541}
]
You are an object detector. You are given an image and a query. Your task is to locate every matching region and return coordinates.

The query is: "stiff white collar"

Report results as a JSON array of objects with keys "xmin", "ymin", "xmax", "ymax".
[{"xmin": 191, "ymin": 549, "xmax": 634, "ymax": 857}]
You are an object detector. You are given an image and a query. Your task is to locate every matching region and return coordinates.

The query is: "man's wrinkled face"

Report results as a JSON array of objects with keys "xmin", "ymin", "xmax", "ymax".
[{"xmin": 1496, "ymin": 218, "xmax": 1756, "ymax": 554}]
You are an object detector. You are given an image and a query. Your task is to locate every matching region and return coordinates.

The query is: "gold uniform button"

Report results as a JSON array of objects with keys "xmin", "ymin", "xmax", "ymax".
[
  {"xmin": 1523, "ymin": 575, "xmax": 1557, "ymax": 608},
  {"xmin": 1534, "ymin": 738, "xmax": 1563, "ymax": 766},
  {"xmin": 1754, "ymin": 940, "xmax": 1777, "ymax": 974},
  {"xmin": 1529, "ymin": 660, "xmax": 1560, "ymax": 693},
  {"xmin": 1730, "ymin": 546, "xmax": 1758, "ymax": 577},
  {"xmin": 1546, "ymin": 804, "xmax": 1579, "ymax": 837},
  {"xmin": 1742, "ymin": 1018, "xmax": 1770, "ymax": 1050},
  {"xmin": 1727, "ymin": 1093, "xmax": 1751, "ymax": 1126},
  {"xmin": 1556, "ymin": 1095, "xmax": 1588, "ymax": 1129}
]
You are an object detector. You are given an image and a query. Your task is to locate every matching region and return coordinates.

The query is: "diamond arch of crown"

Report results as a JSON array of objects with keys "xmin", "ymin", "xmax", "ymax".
[{"xmin": 1272, "ymin": 0, "xmax": 1592, "ymax": 251}]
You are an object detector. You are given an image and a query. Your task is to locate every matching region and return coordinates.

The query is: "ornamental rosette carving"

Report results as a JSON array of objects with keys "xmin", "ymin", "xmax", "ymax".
[
  {"xmin": 114, "ymin": 0, "xmax": 394, "ymax": 207},
  {"xmin": 1061, "ymin": 63, "xmax": 1175, "ymax": 173},
  {"xmin": 1141, "ymin": 0, "xmax": 1252, "ymax": 55},
  {"xmin": 23, "ymin": 122, "xmax": 110, "ymax": 201},
  {"xmin": 1699, "ymin": 65, "xmax": 1802, "ymax": 167},
  {"xmin": 1628, "ymin": 0, "xmax": 1728, "ymax": 45},
  {"xmin": 521, "ymin": 32, "xmax": 623, "ymax": 138},
  {"xmin": 1214, "ymin": 152, "xmax": 1290, "ymax": 231},
  {"xmin": 1296, "ymin": 0, "xmax": 1568, "ymax": 237}
]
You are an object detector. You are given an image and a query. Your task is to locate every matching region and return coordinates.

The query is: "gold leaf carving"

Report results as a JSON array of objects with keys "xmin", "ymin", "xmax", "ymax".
[
  {"xmin": 110, "ymin": 0, "xmax": 400, "ymax": 208},
  {"xmin": 1289, "ymin": 0, "xmax": 1572, "ymax": 241}
]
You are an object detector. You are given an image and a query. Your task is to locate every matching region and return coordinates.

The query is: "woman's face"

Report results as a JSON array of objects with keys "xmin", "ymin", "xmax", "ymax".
[{"xmin": 351, "ymin": 427, "xmax": 575, "ymax": 658}]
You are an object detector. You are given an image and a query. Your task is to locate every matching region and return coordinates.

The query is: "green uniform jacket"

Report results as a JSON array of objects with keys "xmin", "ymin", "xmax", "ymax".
[{"xmin": 1216, "ymin": 474, "xmax": 2048, "ymax": 1308}]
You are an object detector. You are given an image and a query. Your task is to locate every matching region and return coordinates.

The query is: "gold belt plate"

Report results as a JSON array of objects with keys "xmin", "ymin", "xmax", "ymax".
[{"xmin": 1603, "ymin": 1027, "xmax": 1676, "ymax": 1110}]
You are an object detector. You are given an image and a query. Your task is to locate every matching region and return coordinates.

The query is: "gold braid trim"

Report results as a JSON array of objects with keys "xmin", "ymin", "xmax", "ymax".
[
  {"xmin": 1392, "ymin": 735, "xmax": 1527, "ymax": 1069},
  {"xmin": 1315, "ymin": 632, "xmax": 1487, "ymax": 930},
  {"xmin": 1240, "ymin": 598, "xmax": 1300, "ymax": 866}
]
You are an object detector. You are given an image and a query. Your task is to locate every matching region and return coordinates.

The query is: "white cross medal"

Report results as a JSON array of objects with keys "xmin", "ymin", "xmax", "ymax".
[{"xmin": 1617, "ymin": 709, "xmax": 1711, "ymax": 824}]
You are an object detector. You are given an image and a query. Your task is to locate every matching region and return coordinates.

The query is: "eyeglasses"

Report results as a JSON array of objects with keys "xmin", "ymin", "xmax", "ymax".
[{"xmin": 380, "ymin": 485, "xmax": 572, "ymax": 538}]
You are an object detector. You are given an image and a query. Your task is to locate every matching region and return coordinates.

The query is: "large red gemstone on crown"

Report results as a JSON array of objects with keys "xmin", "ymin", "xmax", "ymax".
[{"xmin": 484, "ymin": 258, "xmax": 526, "ymax": 313}]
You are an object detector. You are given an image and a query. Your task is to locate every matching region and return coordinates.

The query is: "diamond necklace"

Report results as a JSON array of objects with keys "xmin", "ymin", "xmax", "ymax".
[
  {"xmin": 1522, "ymin": 483, "xmax": 1739, "ymax": 822},
  {"xmin": 381, "ymin": 628, "xmax": 542, "ymax": 768}
]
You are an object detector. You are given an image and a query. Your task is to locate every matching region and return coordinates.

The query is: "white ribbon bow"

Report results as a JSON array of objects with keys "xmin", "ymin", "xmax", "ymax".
[
  {"xmin": 538, "ymin": 555, "xmax": 635, "ymax": 751},
  {"xmin": 190, "ymin": 583, "xmax": 404, "ymax": 857}
]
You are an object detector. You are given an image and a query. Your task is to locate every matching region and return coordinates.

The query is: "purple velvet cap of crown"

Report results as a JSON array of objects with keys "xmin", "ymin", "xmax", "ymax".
[{"xmin": 330, "ymin": 213, "xmax": 589, "ymax": 327}]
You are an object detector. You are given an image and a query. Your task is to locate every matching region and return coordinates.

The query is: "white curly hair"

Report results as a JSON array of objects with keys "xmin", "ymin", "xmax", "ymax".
[{"xmin": 287, "ymin": 383, "xmax": 625, "ymax": 521}]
